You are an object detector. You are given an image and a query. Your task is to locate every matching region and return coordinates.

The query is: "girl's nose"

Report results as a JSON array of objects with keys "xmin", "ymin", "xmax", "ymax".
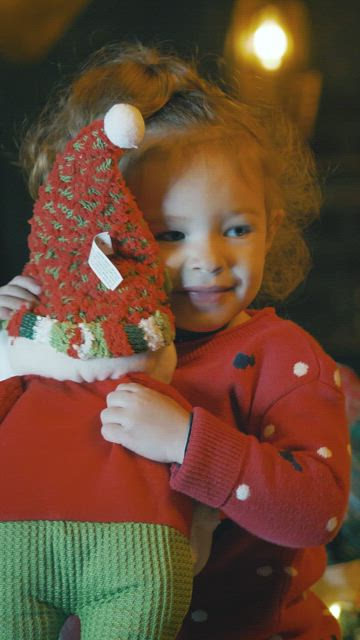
[
  {"xmin": 189, "ymin": 242, "xmax": 225, "ymax": 275},
  {"xmin": 192, "ymin": 262, "xmax": 223, "ymax": 275}
]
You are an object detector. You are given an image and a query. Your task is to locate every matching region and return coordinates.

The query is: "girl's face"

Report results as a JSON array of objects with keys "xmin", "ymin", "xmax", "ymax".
[{"xmin": 127, "ymin": 146, "xmax": 278, "ymax": 332}]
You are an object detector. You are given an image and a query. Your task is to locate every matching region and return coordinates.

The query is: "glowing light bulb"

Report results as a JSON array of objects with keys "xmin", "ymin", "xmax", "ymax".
[
  {"xmin": 329, "ymin": 603, "xmax": 342, "ymax": 620},
  {"xmin": 252, "ymin": 19, "xmax": 288, "ymax": 70}
]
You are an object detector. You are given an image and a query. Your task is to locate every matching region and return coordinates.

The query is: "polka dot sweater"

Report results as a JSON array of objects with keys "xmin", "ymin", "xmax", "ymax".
[{"xmin": 171, "ymin": 307, "xmax": 350, "ymax": 640}]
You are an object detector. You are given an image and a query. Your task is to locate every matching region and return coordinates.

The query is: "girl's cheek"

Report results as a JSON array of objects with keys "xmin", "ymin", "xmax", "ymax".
[{"xmin": 159, "ymin": 247, "xmax": 181, "ymax": 270}]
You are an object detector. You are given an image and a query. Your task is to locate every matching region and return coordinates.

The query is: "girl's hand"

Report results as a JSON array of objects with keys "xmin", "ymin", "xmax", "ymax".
[
  {"xmin": 101, "ymin": 382, "xmax": 191, "ymax": 464},
  {"xmin": 0, "ymin": 276, "xmax": 41, "ymax": 320}
]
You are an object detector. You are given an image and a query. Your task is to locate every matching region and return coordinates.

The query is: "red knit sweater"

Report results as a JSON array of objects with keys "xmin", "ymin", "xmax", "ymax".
[
  {"xmin": 171, "ymin": 308, "xmax": 350, "ymax": 640},
  {"xmin": 0, "ymin": 372, "xmax": 192, "ymax": 536}
]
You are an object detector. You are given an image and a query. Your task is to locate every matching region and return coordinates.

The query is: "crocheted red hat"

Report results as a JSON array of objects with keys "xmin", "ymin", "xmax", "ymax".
[{"xmin": 7, "ymin": 104, "xmax": 175, "ymax": 358}]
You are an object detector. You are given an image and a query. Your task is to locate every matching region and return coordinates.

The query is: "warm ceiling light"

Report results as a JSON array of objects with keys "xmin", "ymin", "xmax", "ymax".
[
  {"xmin": 252, "ymin": 18, "xmax": 289, "ymax": 70},
  {"xmin": 329, "ymin": 602, "xmax": 342, "ymax": 620}
]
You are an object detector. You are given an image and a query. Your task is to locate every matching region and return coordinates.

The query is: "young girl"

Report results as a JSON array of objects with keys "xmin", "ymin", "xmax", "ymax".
[{"xmin": 0, "ymin": 43, "xmax": 350, "ymax": 639}]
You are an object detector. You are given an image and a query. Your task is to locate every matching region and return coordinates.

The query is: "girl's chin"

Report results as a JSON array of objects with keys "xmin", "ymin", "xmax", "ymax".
[
  {"xmin": 176, "ymin": 318, "xmax": 228, "ymax": 333},
  {"xmin": 174, "ymin": 306, "xmax": 237, "ymax": 334}
]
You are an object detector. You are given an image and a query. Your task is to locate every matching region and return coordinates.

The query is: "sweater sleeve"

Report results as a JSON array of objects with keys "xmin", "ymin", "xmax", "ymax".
[{"xmin": 170, "ymin": 347, "xmax": 351, "ymax": 548}]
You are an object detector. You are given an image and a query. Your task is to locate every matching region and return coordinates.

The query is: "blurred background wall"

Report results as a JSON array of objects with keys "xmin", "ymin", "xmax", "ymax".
[{"xmin": 0, "ymin": 0, "xmax": 359, "ymax": 372}]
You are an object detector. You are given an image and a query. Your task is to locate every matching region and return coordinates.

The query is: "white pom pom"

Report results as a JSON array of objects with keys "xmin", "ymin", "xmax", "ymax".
[{"xmin": 103, "ymin": 104, "xmax": 145, "ymax": 149}]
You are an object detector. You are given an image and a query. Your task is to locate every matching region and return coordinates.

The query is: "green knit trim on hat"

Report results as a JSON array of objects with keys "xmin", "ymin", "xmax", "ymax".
[
  {"xmin": 19, "ymin": 313, "xmax": 37, "ymax": 339},
  {"xmin": 10, "ymin": 310, "xmax": 173, "ymax": 359},
  {"xmin": 154, "ymin": 310, "xmax": 173, "ymax": 344},
  {"xmin": 124, "ymin": 325, "xmax": 148, "ymax": 353},
  {"xmin": 85, "ymin": 323, "xmax": 111, "ymax": 359},
  {"xmin": 49, "ymin": 322, "xmax": 76, "ymax": 354}
]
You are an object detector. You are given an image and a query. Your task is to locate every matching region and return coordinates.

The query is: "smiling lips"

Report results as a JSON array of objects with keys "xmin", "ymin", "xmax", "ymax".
[{"xmin": 176, "ymin": 286, "xmax": 235, "ymax": 306}]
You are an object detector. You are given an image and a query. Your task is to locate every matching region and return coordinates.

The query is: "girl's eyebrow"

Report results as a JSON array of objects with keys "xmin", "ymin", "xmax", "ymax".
[
  {"xmin": 226, "ymin": 208, "xmax": 262, "ymax": 217},
  {"xmin": 160, "ymin": 213, "xmax": 190, "ymax": 223},
  {"xmin": 164, "ymin": 209, "xmax": 261, "ymax": 220},
  {"xmin": 149, "ymin": 208, "xmax": 263, "ymax": 225}
]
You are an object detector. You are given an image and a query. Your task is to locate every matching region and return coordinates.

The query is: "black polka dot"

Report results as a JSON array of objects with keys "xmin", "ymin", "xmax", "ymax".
[
  {"xmin": 233, "ymin": 353, "xmax": 256, "ymax": 369},
  {"xmin": 279, "ymin": 450, "xmax": 303, "ymax": 472}
]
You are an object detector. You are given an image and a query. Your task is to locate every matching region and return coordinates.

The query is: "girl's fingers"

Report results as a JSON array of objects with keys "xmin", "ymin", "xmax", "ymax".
[
  {"xmin": 105, "ymin": 384, "xmax": 143, "ymax": 408},
  {"xmin": 101, "ymin": 424, "xmax": 126, "ymax": 444},
  {"xmin": 114, "ymin": 382, "xmax": 143, "ymax": 393},
  {"xmin": 0, "ymin": 307, "xmax": 12, "ymax": 320},
  {"xmin": 100, "ymin": 407, "xmax": 125, "ymax": 424},
  {"xmin": 0, "ymin": 292, "xmax": 34, "ymax": 307},
  {"xmin": 0, "ymin": 296, "xmax": 34, "ymax": 321},
  {"xmin": 107, "ymin": 387, "xmax": 137, "ymax": 406},
  {"xmin": 9, "ymin": 276, "xmax": 41, "ymax": 295},
  {"xmin": 0, "ymin": 277, "xmax": 40, "ymax": 319},
  {"xmin": 0, "ymin": 274, "xmax": 41, "ymax": 312},
  {"xmin": 106, "ymin": 393, "xmax": 123, "ymax": 407}
]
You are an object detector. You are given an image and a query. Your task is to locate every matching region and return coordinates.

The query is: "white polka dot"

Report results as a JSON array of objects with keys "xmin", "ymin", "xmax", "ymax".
[
  {"xmin": 284, "ymin": 566, "xmax": 298, "ymax": 577},
  {"xmin": 326, "ymin": 516, "xmax": 338, "ymax": 532},
  {"xmin": 256, "ymin": 565, "xmax": 273, "ymax": 577},
  {"xmin": 236, "ymin": 483, "xmax": 251, "ymax": 501},
  {"xmin": 317, "ymin": 446, "xmax": 333, "ymax": 459},
  {"xmin": 334, "ymin": 369, "xmax": 342, "ymax": 387},
  {"xmin": 293, "ymin": 361, "xmax": 309, "ymax": 377},
  {"xmin": 347, "ymin": 443, "xmax": 352, "ymax": 455},
  {"xmin": 191, "ymin": 609, "xmax": 208, "ymax": 623},
  {"xmin": 264, "ymin": 424, "xmax": 275, "ymax": 438}
]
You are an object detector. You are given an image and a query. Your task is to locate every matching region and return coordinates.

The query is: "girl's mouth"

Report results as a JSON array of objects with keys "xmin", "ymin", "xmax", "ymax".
[{"xmin": 177, "ymin": 286, "xmax": 235, "ymax": 307}]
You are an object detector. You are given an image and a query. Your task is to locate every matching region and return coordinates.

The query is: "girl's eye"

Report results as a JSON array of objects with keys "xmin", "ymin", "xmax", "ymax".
[
  {"xmin": 155, "ymin": 230, "xmax": 185, "ymax": 242},
  {"xmin": 224, "ymin": 225, "xmax": 251, "ymax": 238}
]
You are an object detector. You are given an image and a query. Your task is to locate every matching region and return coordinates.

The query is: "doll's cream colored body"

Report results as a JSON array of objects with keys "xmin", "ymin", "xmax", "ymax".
[{"xmin": 4, "ymin": 333, "xmax": 177, "ymax": 384}]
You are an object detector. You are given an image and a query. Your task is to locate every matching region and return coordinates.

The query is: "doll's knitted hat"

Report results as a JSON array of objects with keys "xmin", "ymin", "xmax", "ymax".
[{"xmin": 6, "ymin": 104, "xmax": 175, "ymax": 359}]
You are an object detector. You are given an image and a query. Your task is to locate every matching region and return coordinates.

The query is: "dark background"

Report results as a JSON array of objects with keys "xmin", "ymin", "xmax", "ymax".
[{"xmin": 0, "ymin": 0, "xmax": 359, "ymax": 372}]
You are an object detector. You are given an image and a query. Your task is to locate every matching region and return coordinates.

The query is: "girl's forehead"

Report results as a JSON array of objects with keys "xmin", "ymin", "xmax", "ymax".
[
  {"xmin": 125, "ymin": 135, "xmax": 267, "ymax": 224},
  {"xmin": 126, "ymin": 131, "xmax": 264, "ymax": 185}
]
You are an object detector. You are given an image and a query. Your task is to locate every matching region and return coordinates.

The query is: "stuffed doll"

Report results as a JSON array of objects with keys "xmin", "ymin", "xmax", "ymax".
[{"xmin": 0, "ymin": 104, "xmax": 217, "ymax": 640}]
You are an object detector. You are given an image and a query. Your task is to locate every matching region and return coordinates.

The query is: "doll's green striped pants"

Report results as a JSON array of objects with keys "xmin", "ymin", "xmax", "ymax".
[{"xmin": 0, "ymin": 520, "xmax": 193, "ymax": 640}]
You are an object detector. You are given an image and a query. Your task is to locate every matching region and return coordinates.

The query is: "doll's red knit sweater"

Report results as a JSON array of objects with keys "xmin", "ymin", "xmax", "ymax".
[
  {"xmin": 171, "ymin": 307, "xmax": 350, "ymax": 640},
  {"xmin": 0, "ymin": 372, "xmax": 191, "ymax": 534}
]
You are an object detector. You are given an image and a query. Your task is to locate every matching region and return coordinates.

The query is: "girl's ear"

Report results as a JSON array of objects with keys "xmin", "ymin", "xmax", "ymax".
[{"xmin": 266, "ymin": 209, "xmax": 285, "ymax": 252}]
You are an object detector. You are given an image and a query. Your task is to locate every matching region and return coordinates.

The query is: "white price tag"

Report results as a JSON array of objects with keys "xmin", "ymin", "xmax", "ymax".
[{"xmin": 88, "ymin": 232, "xmax": 123, "ymax": 290}]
